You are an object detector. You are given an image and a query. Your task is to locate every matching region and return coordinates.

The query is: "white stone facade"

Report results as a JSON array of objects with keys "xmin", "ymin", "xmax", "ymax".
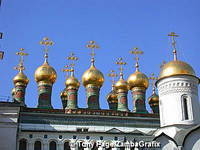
[
  {"xmin": 17, "ymin": 131, "xmax": 149, "ymax": 150},
  {"xmin": 156, "ymin": 75, "xmax": 200, "ymax": 127}
]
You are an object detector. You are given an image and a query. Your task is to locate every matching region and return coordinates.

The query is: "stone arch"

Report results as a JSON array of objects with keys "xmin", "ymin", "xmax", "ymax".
[
  {"xmin": 48, "ymin": 139, "xmax": 58, "ymax": 150},
  {"xmin": 183, "ymin": 125, "xmax": 200, "ymax": 150},
  {"xmin": 19, "ymin": 138, "xmax": 28, "ymax": 150},
  {"xmin": 63, "ymin": 140, "xmax": 71, "ymax": 150},
  {"xmin": 34, "ymin": 140, "xmax": 42, "ymax": 150},
  {"xmin": 154, "ymin": 132, "xmax": 178, "ymax": 150},
  {"xmin": 77, "ymin": 140, "xmax": 84, "ymax": 150}
]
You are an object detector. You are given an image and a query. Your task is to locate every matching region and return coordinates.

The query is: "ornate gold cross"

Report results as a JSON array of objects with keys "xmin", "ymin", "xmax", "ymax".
[
  {"xmin": 168, "ymin": 32, "xmax": 179, "ymax": 60},
  {"xmin": 14, "ymin": 48, "xmax": 28, "ymax": 71},
  {"xmin": 129, "ymin": 47, "xmax": 143, "ymax": 71},
  {"xmin": 116, "ymin": 57, "xmax": 126, "ymax": 78}
]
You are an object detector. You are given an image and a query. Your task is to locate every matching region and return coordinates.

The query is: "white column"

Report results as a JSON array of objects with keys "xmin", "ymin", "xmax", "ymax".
[
  {"xmin": 43, "ymin": 140, "xmax": 48, "ymax": 150},
  {"xmin": 28, "ymin": 141, "xmax": 34, "ymax": 150},
  {"xmin": 57, "ymin": 142, "xmax": 63, "ymax": 150},
  {"xmin": 70, "ymin": 141, "xmax": 78, "ymax": 150}
]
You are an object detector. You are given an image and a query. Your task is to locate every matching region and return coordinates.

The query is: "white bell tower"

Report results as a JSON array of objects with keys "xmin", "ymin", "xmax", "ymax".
[{"xmin": 156, "ymin": 32, "xmax": 200, "ymax": 127}]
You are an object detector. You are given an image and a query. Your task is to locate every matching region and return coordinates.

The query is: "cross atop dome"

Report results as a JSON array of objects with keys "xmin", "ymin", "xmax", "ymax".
[
  {"xmin": 66, "ymin": 52, "xmax": 78, "ymax": 77},
  {"xmin": 14, "ymin": 48, "xmax": 28, "ymax": 72},
  {"xmin": 107, "ymin": 70, "xmax": 118, "ymax": 90},
  {"xmin": 116, "ymin": 57, "xmax": 126, "ymax": 79},
  {"xmin": 86, "ymin": 40, "xmax": 99, "ymax": 65},
  {"xmin": 168, "ymin": 32, "xmax": 179, "ymax": 61},
  {"xmin": 130, "ymin": 47, "xmax": 143, "ymax": 71},
  {"xmin": 39, "ymin": 37, "xmax": 54, "ymax": 63},
  {"xmin": 148, "ymin": 73, "xmax": 158, "ymax": 94}
]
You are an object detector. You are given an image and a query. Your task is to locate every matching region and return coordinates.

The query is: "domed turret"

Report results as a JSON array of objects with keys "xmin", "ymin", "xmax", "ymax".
[
  {"xmin": 36, "ymin": 37, "xmax": 56, "ymax": 109},
  {"xmin": 156, "ymin": 32, "xmax": 200, "ymax": 127},
  {"xmin": 127, "ymin": 70, "xmax": 149, "ymax": 90},
  {"xmin": 12, "ymin": 48, "xmax": 29, "ymax": 106},
  {"xmin": 115, "ymin": 58, "xmax": 129, "ymax": 112},
  {"xmin": 127, "ymin": 47, "xmax": 148, "ymax": 113},
  {"xmin": 82, "ymin": 64, "xmax": 104, "ymax": 87},
  {"xmin": 159, "ymin": 60, "xmax": 195, "ymax": 80},
  {"xmin": 35, "ymin": 62, "xmax": 57, "ymax": 84}
]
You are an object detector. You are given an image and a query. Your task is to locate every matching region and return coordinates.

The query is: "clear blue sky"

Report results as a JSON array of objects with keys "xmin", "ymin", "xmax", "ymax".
[{"xmin": 0, "ymin": 0, "xmax": 199, "ymax": 112}]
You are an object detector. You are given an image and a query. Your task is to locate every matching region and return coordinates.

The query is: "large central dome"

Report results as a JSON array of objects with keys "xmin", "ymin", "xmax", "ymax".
[{"xmin": 159, "ymin": 60, "xmax": 195, "ymax": 79}]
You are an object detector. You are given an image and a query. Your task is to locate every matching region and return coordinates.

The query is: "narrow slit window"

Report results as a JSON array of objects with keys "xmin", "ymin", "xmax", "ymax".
[{"xmin": 183, "ymin": 96, "xmax": 189, "ymax": 120}]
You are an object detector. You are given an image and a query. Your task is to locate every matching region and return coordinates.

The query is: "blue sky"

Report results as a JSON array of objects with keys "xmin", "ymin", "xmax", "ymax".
[{"xmin": 0, "ymin": 0, "xmax": 199, "ymax": 112}]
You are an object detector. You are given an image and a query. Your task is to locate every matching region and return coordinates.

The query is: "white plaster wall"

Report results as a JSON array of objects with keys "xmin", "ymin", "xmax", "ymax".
[
  {"xmin": 183, "ymin": 127, "xmax": 200, "ymax": 150},
  {"xmin": 157, "ymin": 75, "xmax": 200, "ymax": 127},
  {"xmin": 0, "ymin": 106, "xmax": 20, "ymax": 150}
]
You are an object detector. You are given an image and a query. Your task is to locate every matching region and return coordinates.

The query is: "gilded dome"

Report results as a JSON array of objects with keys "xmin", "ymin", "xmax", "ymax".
[
  {"xmin": 82, "ymin": 65, "xmax": 104, "ymax": 87},
  {"xmin": 35, "ymin": 62, "xmax": 57, "ymax": 84},
  {"xmin": 65, "ymin": 76, "xmax": 80, "ymax": 89},
  {"xmin": 127, "ymin": 71, "xmax": 149, "ymax": 90},
  {"xmin": 159, "ymin": 60, "xmax": 195, "ymax": 79},
  {"xmin": 13, "ymin": 71, "xmax": 29, "ymax": 85},
  {"xmin": 148, "ymin": 93, "xmax": 159, "ymax": 105},
  {"xmin": 107, "ymin": 90, "xmax": 118, "ymax": 102},
  {"xmin": 115, "ymin": 78, "xmax": 128, "ymax": 91}
]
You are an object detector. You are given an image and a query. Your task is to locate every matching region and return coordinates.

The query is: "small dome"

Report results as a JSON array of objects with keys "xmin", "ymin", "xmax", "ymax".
[
  {"xmin": 82, "ymin": 65, "xmax": 104, "ymax": 87},
  {"xmin": 127, "ymin": 71, "xmax": 149, "ymax": 90},
  {"xmin": 159, "ymin": 60, "xmax": 195, "ymax": 79},
  {"xmin": 35, "ymin": 62, "xmax": 57, "ymax": 84},
  {"xmin": 115, "ymin": 78, "xmax": 128, "ymax": 91},
  {"xmin": 107, "ymin": 90, "xmax": 118, "ymax": 103},
  {"xmin": 148, "ymin": 93, "xmax": 159, "ymax": 105},
  {"xmin": 13, "ymin": 71, "xmax": 29, "ymax": 85},
  {"xmin": 65, "ymin": 76, "xmax": 80, "ymax": 89}
]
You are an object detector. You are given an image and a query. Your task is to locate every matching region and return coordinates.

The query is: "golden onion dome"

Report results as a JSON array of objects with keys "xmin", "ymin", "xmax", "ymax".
[
  {"xmin": 115, "ymin": 78, "xmax": 128, "ymax": 91},
  {"xmin": 65, "ymin": 76, "xmax": 80, "ymax": 89},
  {"xmin": 148, "ymin": 93, "xmax": 159, "ymax": 105},
  {"xmin": 35, "ymin": 62, "xmax": 57, "ymax": 84},
  {"xmin": 127, "ymin": 71, "xmax": 149, "ymax": 90},
  {"xmin": 13, "ymin": 71, "xmax": 29, "ymax": 85},
  {"xmin": 159, "ymin": 60, "xmax": 195, "ymax": 79},
  {"xmin": 107, "ymin": 90, "xmax": 118, "ymax": 102},
  {"xmin": 82, "ymin": 65, "xmax": 104, "ymax": 87}
]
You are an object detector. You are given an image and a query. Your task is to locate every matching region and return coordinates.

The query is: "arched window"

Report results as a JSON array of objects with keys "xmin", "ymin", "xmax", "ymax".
[
  {"xmin": 49, "ymin": 141, "xmax": 57, "ymax": 150},
  {"xmin": 91, "ymin": 142, "xmax": 98, "ymax": 150},
  {"xmin": 19, "ymin": 139, "xmax": 27, "ymax": 150},
  {"xmin": 182, "ymin": 95, "xmax": 189, "ymax": 120},
  {"xmin": 34, "ymin": 141, "xmax": 41, "ymax": 150},
  {"xmin": 78, "ymin": 141, "xmax": 84, "ymax": 150},
  {"xmin": 64, "ymin": 141, "xmax": 70, "ymax": 150}
]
